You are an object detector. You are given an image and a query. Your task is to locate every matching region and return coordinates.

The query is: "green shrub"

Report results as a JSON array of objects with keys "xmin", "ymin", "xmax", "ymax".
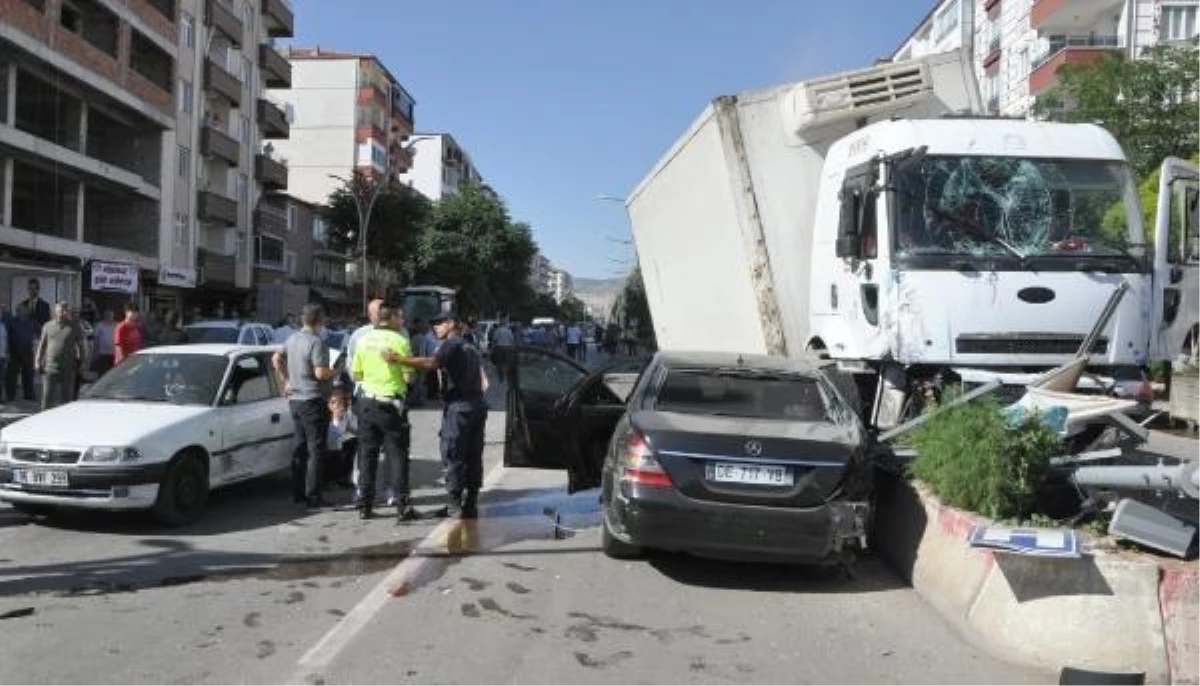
[{"xmin": 907, "ymin": 399, "xmax": 1062, "ymax": 520}]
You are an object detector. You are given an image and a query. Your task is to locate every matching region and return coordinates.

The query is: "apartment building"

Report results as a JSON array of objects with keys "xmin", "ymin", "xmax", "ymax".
[
  {"xmin": 548, "ymin": 267, "xmax": 573, "ymax": 305},
  {"xmin": 267, "ymin": 47, "xmax": 416, "ymax": 206},
  {"xmin": 529, "ymin": 251, "xmax": 551, "ymax": 296},
  {"xmin": 893, "ymin": 0, "xmax": 1198, "ymax": 117},
  {"xmin": 0, "ymin": 0, "xmax": 178, "ymax": 315},
  {"xmin": 398, "ymin": 132, "xmax": 482, "ymax": 201},
  {"xmin": 253, "ymin": 192, "xmax": 353, "ymax": 324},
  {"xmin": 170, "ymin": 0, "xmax": 292, "ymax": 317}
]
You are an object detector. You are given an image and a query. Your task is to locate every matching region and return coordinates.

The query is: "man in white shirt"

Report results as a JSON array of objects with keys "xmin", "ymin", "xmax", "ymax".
[{"xmin": 566, "ymin": 324, "xmax": 583, "ymax": 362}]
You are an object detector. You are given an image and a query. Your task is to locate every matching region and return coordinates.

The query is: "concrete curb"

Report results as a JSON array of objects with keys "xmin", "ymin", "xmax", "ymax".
[{"xmin": 874, "ymin": 471, "xmax": 1199, "ymax": 685}]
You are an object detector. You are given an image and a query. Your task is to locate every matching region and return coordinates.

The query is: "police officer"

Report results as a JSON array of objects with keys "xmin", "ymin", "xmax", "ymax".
[
  {"xmin": 402, "ymin": 310, "xmax": 489, "ymax": 519},
  {"xmin": 350, "ymin": 304, "xmax": 421, "ymax": 521}
]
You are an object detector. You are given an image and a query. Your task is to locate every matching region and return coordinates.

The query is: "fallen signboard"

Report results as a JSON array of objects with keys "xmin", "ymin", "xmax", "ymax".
[{"xmin": 967, "ymin": 525, "xmax": 1081, "ymax": 558}]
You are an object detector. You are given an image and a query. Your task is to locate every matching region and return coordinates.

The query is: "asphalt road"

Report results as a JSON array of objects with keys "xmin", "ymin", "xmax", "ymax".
[{"xmin": 0, "ymin": 352, "xmax": 1065, "ymax": 684}]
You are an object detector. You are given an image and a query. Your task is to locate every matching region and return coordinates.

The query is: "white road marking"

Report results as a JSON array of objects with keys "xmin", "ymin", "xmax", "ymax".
[{"xmin": 289, "ymin": 462, "xmax": 508, "ymax": 685}]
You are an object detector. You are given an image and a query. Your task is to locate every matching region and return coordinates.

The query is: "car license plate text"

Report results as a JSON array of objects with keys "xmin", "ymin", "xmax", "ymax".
[
  {"xmin": 706, "ymin": 462, "xmax": 793, "ymax": 486},
  {"xmin": 13, "ymin": 469, "xmax": 68, "ymax": 488}
]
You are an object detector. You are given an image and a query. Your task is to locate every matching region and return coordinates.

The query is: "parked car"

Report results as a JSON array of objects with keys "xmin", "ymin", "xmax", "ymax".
[
  {"xmin": 0, "ymin": 345, "xmax": 293, "ymax": 525},
  {"xmin": 504, "ymin": 347, "xmax": 873, "ymax": 564},
  {"xmin": 184, "ymin": 320, "xmax": 274, "ymax": 346}
]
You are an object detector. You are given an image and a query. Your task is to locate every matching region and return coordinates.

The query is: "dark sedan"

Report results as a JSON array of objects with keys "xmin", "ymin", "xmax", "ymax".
[{"xmin": 503, "ymin": 348, "xmax": 873, "ymax": 565}]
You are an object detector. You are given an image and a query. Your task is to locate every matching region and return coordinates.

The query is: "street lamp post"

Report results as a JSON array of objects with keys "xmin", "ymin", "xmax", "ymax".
[{"xmin": 330, "ymin": 172, "xmax": 386, "ymax": 318}]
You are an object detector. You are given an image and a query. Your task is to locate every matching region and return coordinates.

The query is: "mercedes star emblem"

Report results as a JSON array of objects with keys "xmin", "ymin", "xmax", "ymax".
[{"xmin": 744, "ymin": 440, "xmax": 763, "ymax": 457}]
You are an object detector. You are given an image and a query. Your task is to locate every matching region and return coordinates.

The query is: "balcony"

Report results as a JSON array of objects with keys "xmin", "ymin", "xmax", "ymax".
[
  {"xmin": 259, "ymin": 43, "xmax": 291, "ymax": 88},
  {"xmin": 1031, "ymin": 0, "xmax": 1124, "ymax": 33},
  {"xmin": 198, "ymin": 248, "xmax": 236, "ymax": 285},
  {"xmin": 257, "ymin": 98, "xmax": 289, "ymax": 138},
  {"xmin": 1029, "ymin": 36, "xmax": 1121, "ymax": 95},
  {"xmin": 254, "ymin": 154, "xmax": 287, "ymax": 190},
  {"xmin": 201, "ymin": 125, "xmax": 240, "ymax": 165},
  {"xmin": 204, "ymin": 0, "xmax": 242, "ymax": 47},
  {"xmin": 982, "ymin": 36, "xmax": 1001, "ymax": 70},
  {"xmin": 197, "ymin": 190, "xmax": 238, "ymax": 226},
  {"xmin": 254, "ymin": 203, "xmax": 287, "ymax": 235},
  {"xmin": 204, "ymin": 59, "xmax": 241, "ymax": 106},
  {"xmin": 261, "ymin": 0, "xmax": 294, "ymax": 38}
]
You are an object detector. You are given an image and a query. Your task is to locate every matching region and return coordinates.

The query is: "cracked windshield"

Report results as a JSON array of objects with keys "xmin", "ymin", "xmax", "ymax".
[
  {"xmin": 0, "ymin": 0, "xmax": 1196, "ymax": 684},
  {"xmin": 894, "ymin": 156, "xmax": 1144, "ymax": 262}
]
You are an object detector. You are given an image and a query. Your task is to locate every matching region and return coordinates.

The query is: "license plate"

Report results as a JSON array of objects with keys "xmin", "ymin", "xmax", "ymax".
[
  {"xmin": 706, "ymin": 462, "xmax": 793, "ymax": 486},
  {"xmin": 13, "ymin": 469, "xmax": 69, "ymax": 488}
]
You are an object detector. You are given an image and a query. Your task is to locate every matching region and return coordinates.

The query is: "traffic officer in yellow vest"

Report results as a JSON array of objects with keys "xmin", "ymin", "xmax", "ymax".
[{"xmin": 350, "ymin": 304, "xmax": 422, "ymax": 521}]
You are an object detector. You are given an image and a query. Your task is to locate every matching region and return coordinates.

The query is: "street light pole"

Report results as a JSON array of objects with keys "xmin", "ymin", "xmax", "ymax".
[{"xmin": 330, "ymin": 172, "xmax": 386, "ymax": 318}]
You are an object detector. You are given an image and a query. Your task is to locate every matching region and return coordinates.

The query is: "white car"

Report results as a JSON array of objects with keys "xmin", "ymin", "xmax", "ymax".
[{"xmin": 0, "ymin": 345, "xmax": 293, "ymax": 525}]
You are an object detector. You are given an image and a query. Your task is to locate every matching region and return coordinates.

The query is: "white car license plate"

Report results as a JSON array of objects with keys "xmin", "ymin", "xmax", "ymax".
[
  {"xmin": 13, "ymin": 469, "xmax": 69, "ymax": 488},
  {"xmin": 706, "ymin": 462, "xmax": 793, "ymax": 486}
]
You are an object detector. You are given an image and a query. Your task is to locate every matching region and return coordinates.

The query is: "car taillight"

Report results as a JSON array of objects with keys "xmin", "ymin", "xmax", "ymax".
[{"xmin": 619, "ymin": 431, "xmax": 672, "ymax": 488}]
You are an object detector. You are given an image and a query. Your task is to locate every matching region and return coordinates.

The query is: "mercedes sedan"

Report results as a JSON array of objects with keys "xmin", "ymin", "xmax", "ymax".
[{"xmin": 503, "ymin": 348, "xmax": 874, "ymax": 565}]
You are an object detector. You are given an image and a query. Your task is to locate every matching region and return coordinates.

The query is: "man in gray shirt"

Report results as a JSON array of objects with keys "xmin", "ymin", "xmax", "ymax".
[
  {"xmin": 272, "ymin": 304, "xmax": 335, "ymax": 508},
  {"xmin": 35, "ymin": 303, "xmax": 84, "ymax": 411}
]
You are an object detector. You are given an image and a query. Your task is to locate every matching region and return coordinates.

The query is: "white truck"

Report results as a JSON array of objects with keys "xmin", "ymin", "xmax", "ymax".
[{"xmin": 626, "ymin": 50, "xmax": 1193, "ymax": 428}]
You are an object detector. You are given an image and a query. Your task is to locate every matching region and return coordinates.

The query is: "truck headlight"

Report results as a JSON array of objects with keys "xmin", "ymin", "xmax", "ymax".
[{"xmin": 81, "ymin": 446, "xmax": 142, "ymax": 463}]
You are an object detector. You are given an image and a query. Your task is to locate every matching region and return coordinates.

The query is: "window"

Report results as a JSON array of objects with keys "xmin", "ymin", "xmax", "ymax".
[
  {"xmin": 312, "ymin": 216, "xmax": 328, "ymax": 244},
  {"xmin": 285, "ymin": 250, "xmax": 297, "ymax": 277},
  {"xmin": 221, "ymin": 356, "xmax": 273, "ymax": 405},
  {"xmin": 652, "ymin": 369, "xmax": 837, "ymax": 423},
  {"xmin": 177, "ymin": 145, "xmax": 191, "ymax": 178},
  {"xmin": 240, "ymin": 114, "xmax": 251, "ymax": 144},
  {"xmin": 237, "ymin": 172, "xmax": 249, "ymax": 205},
  {"xmin": 236, "ymin": 231, "xmax": 248, "ymax": 262},
  {"xmin": 1162, "ymin": 5, "xmax": 1198, "ymax": 41},
  {"xmin": 174, "ymin": 211, "xmax": 189, "ymax": 247},
  {"xmin": 286, "ymin": 204, "xmax": 297, "ymax": 232},
  {"xmin": 243, "ymin": 56, "xmax": 254, "ymax": 93},
  {"xmin": 934, "ymin": 0, "xmax": 960, "ymax": 40},
  {"xmin": 178, "ymin": 79, "xmax": 193, "ymax": 113},
  {"xmin": 256, "ymin": 234, "xmax": 284, "ymax": 267},
  {"xmin": 180, "ymin": 11, "xmax": 194, "ymax": 48}
]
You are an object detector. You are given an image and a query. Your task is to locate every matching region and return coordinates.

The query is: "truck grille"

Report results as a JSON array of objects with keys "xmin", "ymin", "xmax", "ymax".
[
  {"xmin": 955, "ymin": 334, "xmax": 1109, "ymax": 356},
  {"xmin": 11, "ymin": 448, "xmax": 82, "ymax": 465}
]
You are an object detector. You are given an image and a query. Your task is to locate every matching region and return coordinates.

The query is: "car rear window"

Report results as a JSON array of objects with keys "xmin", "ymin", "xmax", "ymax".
[
  {"xmin": 651, "ymin": 368, "xmax": 834, "ymax": 422},
  {"xmin": 186, "ymin": 327, "xmax": 240, "ymax": 344}
]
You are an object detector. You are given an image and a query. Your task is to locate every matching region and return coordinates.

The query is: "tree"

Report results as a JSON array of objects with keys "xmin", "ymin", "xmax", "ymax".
[
  {"xmin": 1033, "ymin": 43, "xmax": 1199, "ymax": 180},
  {"xmin": 325, "ymin": 175, "xmax": 431, "ymax": 284},
  {"xmin": 412, "ymin": 182, "xmax": 538, "ymax": 318},
  {"xmin": 611, "ymin": 265, "xmax": 655, "ymax": 350}
]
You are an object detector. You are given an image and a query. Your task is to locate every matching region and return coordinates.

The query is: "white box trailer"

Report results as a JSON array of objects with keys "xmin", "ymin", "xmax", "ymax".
[{"xmin": 627, "ymin": 50, "xmax": 1174, "ymax": 427}]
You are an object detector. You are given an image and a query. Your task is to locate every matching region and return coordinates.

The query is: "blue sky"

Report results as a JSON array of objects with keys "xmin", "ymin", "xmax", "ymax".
[{"xmin": 291, "ymin": 0, "xmax": 934, "ymax": 279}]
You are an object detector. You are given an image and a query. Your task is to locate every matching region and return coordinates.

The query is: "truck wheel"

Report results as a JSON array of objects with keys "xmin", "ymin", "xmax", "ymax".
[
  {"xmin": 601, "ymin": 516, "xmax": 643, "ymax": 559},
  {"xmin": 153, "ymin": 453, "xmax": 209, "ymax": 526}
]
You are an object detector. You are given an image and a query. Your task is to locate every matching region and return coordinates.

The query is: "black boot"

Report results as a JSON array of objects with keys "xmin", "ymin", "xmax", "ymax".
[
  {"xmin": 445, "ymin": 492, "xmax": 464, "ymax": 520},
  {"xmin": 359, "ymin": 504, "xmax": 374, "ymax": 520},
  {"xmin": 396, "ymin": 498, "xmax": 422, "ymax": 523},
  {"xmin": 461, "ymin": 491, "xmax": 479, "ymax": 519}
]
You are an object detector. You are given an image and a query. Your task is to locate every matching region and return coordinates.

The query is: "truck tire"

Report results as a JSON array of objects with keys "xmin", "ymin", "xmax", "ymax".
[
  {"xmin": 601, "ymin": 517, "xmax": 644, "ymax": 559},
  {"xmin": 153, "ymin": 452, "xmax": 209, "ymax": 526}
]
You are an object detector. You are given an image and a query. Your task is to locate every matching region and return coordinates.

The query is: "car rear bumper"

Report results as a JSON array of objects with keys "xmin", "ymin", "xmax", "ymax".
[
  {"xmin": 0, "ymin": 463, "xmax": 166, "ymax": 511},
  {"xmin": 609, "ymin": 485, "xmax": 869, "ymax": 564}
]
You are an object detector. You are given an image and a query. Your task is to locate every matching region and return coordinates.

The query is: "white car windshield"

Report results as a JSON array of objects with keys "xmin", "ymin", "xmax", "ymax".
[{"xmin": 85, "ymin": 353, "xmax": 228, "ymax": 405}]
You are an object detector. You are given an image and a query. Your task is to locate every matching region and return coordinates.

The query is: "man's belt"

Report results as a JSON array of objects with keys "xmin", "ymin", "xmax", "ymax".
[{"xmin": 362, "ymin": 392, "xmax": 405, "ymax": 403}]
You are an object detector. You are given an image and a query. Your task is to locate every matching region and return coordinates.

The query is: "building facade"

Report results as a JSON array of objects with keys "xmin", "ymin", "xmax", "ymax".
[
  {"xmin": 253, "ymin": 191, "xmax": 353, "ymax": 324},
  {"xmin": 0, "ymin": 0, "xmax": 179, "ymax": 318},
  {"xmin": 548, "ymin": 268, "xmax": 573, "ymax": 305},
  {"xmin": 398, "ymin": 132, "xmax": 482, "ymax": 201},
  {"xmin": 267, "ymin": 46, "xmax": 415, "ymax": 206},
  {"xmin": 171, "ymin": 0, "xmax": 293, "ymax": 317},
  {"xmin": 893, "ymin": 0, "xmax": 1198, "ymax": 117}
]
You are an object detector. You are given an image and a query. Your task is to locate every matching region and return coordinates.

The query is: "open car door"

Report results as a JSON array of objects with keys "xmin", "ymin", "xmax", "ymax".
[
  {"xmin": 1152, "ymin": 157, "xmax": 1200, "ymax": 365},
  {"xmin": 505, "ymin": 347, "xmax": 643, "ymax": 492}
]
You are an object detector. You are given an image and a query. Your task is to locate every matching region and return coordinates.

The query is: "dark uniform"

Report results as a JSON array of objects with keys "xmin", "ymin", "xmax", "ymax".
[{"xmin": 435, "ymin": 329, "xmax": 488, "ymax": 518}]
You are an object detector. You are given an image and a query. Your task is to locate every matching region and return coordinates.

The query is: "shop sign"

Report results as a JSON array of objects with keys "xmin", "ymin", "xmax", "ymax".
[
  {"xmin": 90, "ymin": 262, "xmax": 139, "ymax": 294},
  {"xmin": 159, "ymin": 266, "xmax": 197, "ymax": 289}
]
